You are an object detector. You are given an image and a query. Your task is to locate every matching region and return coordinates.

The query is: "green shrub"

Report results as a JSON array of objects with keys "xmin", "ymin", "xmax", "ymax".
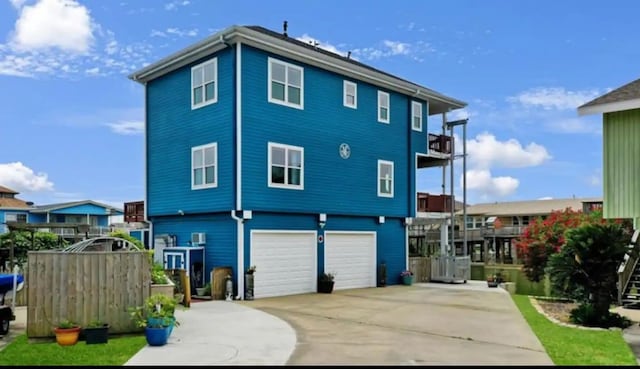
[
  {"xmin": 570, "ymin": 303, "xmax": 631, "ymax": 329},
  {"xmin": 108, "ymin": 230, "xmax": 143, "ymax": 250}
]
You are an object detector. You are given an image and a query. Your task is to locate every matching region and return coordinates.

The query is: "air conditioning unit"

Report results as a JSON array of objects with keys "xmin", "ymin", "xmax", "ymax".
[{"xmin": 191, "ymin": 232, "xmax": 206, "ymax": 245}]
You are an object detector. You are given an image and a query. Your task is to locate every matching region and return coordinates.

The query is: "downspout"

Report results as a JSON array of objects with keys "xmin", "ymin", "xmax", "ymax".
[
  {"xmin": 406, "ymin": 89, "xmax": 420, "ymax": 270},
  {"xmin": 229, "ymin": 39, "xmax": 245, "ymax": 299}
]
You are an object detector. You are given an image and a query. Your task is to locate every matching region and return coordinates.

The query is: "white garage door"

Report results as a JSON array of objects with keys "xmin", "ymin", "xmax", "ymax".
[
  {"xmin": 251, "ymin": 231, "xmax": 317, "ymax": 298},
  {"xmin": 324, "ymin": 232, "xmax": 376, "ymax": 290}
]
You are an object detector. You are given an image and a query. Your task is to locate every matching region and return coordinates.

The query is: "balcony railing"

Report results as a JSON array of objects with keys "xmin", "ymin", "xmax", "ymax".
[
  {"xmin": 428, "ymin": 134, "xmax": 452, "ymax": 155},
  {"xmin": 124, "ymin": 201, "xmax": 145, "ymax": 223},
  {"xmin": 457, "ymin": 226, "xmax": 527, "ymax": 240},
  {"xmin": 46, "ymin": 226, "xmax": 112, "ymax": 237},
  {"xmin": 417, "ymin": 193, "xmax": 454, "ymax": 213}
]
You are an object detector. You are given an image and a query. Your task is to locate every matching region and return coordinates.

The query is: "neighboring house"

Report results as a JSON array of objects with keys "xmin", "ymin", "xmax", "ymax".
[
  {"xmin": 578, "ymin": 77, "xmax": 640, "ymax": 228},
  {"xmin": 0, "ymin": 185, "xmax": 124, "ymax": 238},
  {"xmin": 0, "ymin": 186, "xmax": 33, "ymax": 234},
  {"xmin": 457, "ymin": 197, "xmax": 602, "ymax": 264},
  {"xmin": 128, "ymin": 24, "xmax": 466, "ymax": 299}
]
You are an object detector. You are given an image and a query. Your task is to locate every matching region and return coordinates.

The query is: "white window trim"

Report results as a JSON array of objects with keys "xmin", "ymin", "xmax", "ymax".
[
  {"xmin": 343, "ymin": 80, "xmax": 357, "ymax": 109},
  {"xmin": 267, "ymin": 57, "xmax": 304, "ymax": 110},
  {"xmin": 378, "ymin": 91, "xmax": 390, "ymax": 123},
  {"xmin": 191, "ymin": 58, "xmax": 218, "ymax": 109},
  {"xmin": 412, "ymin": 101, "xmax": 423, "ymax": 132},
  {"xmin": 191, "ymin": 142, "xmax": 218, "ymax": 190},
  {"xmin": 268, "ymin": 142, "xmax": 304, "ymax": 190},
  {"xmin": 377, "ymin": 159, "xmax": 394, "ymax": 198}
]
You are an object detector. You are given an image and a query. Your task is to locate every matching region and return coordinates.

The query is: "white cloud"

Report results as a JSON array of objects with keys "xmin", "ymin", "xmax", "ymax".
[
  {"xmin": 538, "ymin": 196, "xmax": 553, "ymax": 200},
  {"xmin": 508, "ymin": 87, "xmax": 604, "ymax": 111},
  {"xmin": 352, "ymin": 39, "xmax": 434, "ymax": 61},
  {"xmin": 164, "ymin": 0, "xmax": 189, "ymax": 10},
  {"xmin": 106, "ymin": 120, "xmax": 144, "ymax": 135},
  {"xmin": 10, "ymin": 0, "xmax": 94, "ymax": 54},
  {"xmin": 151, "ymin": 27, "xmax": 198, "ymax": 38},
  {"xmin": 588, "ymin": 169, "xmax": 602, "ymax": 187},
  {"xmin": 296, "ymin": 34, "xmax": 348, "ymax": 57},
  {"xmin": 465, "ymin": 169, "xmax": 519, "ymax": 198},
  {"xmin": 0, "ymin": 162, "xmax": 54, "ymax": 192},
  {"xmin": 0, "ymin": 1, "xmax": 155, "ymax": 78},
  {"xmin": 466, "ymin": 132, "xmax": 551, "ymax": 169},
  {"xmin": 9, "ymin": 0, "xmax": 27, "ymax": 8},
  {"xmin": 545, "ymin": 117, "xmax": 601, "ymax": 135}
]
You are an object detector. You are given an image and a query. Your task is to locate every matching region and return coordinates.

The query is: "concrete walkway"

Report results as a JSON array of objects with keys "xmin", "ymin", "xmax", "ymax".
[{"xmin": 125, "ymin": 300, "xmax": 296, "ymax": 366}]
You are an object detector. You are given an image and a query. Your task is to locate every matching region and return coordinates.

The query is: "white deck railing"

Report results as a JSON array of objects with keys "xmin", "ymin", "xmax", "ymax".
[{"xmin": 430, "ymin": 255, "xmax": 471, "ymax": 282}]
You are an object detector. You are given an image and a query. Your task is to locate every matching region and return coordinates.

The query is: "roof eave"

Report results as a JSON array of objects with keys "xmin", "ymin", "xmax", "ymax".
[
  {"xmin": 128, "ymin": 26, "xmax": 466, "ymax": 112},
  {"xmin": 578, "ymin": 98, "xmax": 640, "ymax": 116}
]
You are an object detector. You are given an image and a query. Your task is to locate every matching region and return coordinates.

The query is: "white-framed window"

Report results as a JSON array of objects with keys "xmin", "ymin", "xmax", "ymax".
[
  {"xmin": 378, "ymin": 91, "xmax": 390, "ymax": 123},
  {"xmin": 412, "ymin": 101, "xmax": 423, "ymax": 131},
  {"xmin": 377, "ymin": 160, "xmax": 394, "ymax": 197},
  {"xmin": 5, "ymin": 213, "xmax": 27, "ymax": 223},
  {"xmin": 268, "ymin": 58, "xmax": 304, "ymax": 109},
  {"xmin": 191, "ymin": 143, "xmax": 217, "ymax": 189},
  {"xmin": 191, "ymin": 58, "xmax": 218, "ymax": 109},
  {"xmin": 343, "ymin": 80, "xmax": 357, "ymax": 109},
  {"xmin": 268, "ymin": 142, "xmax": 304, "ymax": 189}
]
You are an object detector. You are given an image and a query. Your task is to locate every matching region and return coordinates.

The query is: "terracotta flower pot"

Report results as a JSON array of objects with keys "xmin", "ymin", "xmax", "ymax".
[{"xmin": 54, "ymin": 326, "xmax": 81, "ymax": 346}]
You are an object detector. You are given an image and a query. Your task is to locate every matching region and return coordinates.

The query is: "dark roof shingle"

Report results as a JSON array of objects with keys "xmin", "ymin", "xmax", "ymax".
[{"xmin": 579, "ymin": 78, "xmax": 640, "ymax": 109}]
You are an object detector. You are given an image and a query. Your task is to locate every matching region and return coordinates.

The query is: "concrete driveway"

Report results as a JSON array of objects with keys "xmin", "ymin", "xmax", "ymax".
[{"xmin": 240, "ymin": 281, "xmax": 552, "ymax": 365}]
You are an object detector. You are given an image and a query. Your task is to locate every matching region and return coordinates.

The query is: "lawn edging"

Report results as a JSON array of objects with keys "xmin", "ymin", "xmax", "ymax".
[{"xmin": 529, "ymin": 296, "xmax": 622, "ymax": 332}]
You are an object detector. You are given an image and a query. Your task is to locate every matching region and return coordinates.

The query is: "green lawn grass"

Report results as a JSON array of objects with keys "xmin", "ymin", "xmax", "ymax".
[
  {"xmin": 0, "ymin": 334, "xmax": 147, "ymax": 366},
  {"xmin": 512, "ymin": 294, "xmax": 637, "ymax": 366}
]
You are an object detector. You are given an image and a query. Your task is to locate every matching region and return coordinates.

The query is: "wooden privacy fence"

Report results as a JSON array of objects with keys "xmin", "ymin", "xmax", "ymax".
[
  {"xmin": 27, "ymin": 251, "xmax": 152, "ymax": 338},
  {"xmin": 409, "ymin": 257, "xmax": 431, "ymax": 283}
]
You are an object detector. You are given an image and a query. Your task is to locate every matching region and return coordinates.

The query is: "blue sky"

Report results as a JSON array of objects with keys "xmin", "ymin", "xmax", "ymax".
[{"xmin": 0, "ymin": 0, "xmax": 638, "ymax": 209}]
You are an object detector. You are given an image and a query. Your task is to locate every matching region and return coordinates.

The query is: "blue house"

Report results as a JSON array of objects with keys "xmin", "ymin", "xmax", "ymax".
[
  {"xmin": 129, "ymin": 24, "xmax": 466, "ymax": 299},
  {"xmin": 0, "ymin": 185, "xmax": 123, "ymax": 237}
]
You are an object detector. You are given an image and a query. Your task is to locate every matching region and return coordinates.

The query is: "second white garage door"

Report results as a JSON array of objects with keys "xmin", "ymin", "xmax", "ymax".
[
  {"xmin": 250, "ymin": 231, "xmax": 317, "ymax": 299},
  {"xmin": 324, "ymin": 231, "xmax": 377, "ymax": 290}
]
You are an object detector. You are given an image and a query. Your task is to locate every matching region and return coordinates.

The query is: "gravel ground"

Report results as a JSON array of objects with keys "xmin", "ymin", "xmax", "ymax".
[{"xmin": 535, "ymin": 299, "xmax": 578, "ymax": 323}]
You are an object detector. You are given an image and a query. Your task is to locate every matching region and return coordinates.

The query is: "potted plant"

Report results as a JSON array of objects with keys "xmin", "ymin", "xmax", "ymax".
[
  {"xmin": 318, "ymin": 272, "xmax": 335, "ymax": 293},
  {"xmin": 83, "ymin": 319, "xmax": 109, "ymax": 344},
  {"xmin": 400, "ymin": 270, "xmax": 414, "ymax": 286},
  {"xmin": 54, "ymin": 319, "xmax": 81, "ymax": 346},
  {"xmin": 245, "ymin": 265, "xmax": 256, "ymax": 300},
  {"xmin": 129, "ymin": 293, "xmax": 181, "ymax": 346},
  {"xmin": 487, "ymin": 274, "xmax": 498, "ymax": 288}
]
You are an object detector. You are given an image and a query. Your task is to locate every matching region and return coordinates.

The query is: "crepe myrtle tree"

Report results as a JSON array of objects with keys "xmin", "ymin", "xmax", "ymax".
[
  {"xmin": 515, "ymin": 208, "xmax": 609, "ymax": 283},
  {"xmin": 546, "ymin": 223, "xmax": 630, "ymax": 327}
]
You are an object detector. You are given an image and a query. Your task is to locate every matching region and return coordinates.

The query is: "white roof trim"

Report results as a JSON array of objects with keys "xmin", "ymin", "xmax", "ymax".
[
  {"xmin": 578, "ymin": 98, "xmax": 640, "ymax": 116},
  {"xmin": 129, "ymin": 26, "xmax": 466, "ymax": 112}
]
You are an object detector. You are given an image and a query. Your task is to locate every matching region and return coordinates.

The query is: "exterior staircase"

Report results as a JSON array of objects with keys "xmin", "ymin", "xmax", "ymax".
[{"xmin": 618, "ymin": 230, "xmax": 640, "ymax": 308}]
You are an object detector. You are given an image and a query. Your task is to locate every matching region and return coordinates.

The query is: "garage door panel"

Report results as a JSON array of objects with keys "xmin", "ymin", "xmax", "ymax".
[
  {"xmin": 325, "ymin": 232, "xmax": 376, "ymax": 290},
  {"xmin": 251, "ymin": 231, "xmax": 316, "ymax": 299}
]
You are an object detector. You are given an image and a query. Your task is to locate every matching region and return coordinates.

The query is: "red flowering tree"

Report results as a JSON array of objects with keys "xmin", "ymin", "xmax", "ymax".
[{"xmin": 515, "ymin": 208, "xmax": 603, "ymax": 282}]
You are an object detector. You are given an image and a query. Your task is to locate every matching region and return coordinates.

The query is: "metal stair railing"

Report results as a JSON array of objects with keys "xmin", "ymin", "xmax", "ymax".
[{"xmin": 618, "ymin": 229, "xmax": 640, "ymax": 305}]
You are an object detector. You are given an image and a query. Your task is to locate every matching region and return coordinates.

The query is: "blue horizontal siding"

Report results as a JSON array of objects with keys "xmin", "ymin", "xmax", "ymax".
[
  {"xmin": 147, "ymin": 47, "xmax": 235, "ymax": 217},
  {"xmin": 241, "ymin": 45, "xmax": 411, "ymax": 217},
  {"xmin": 151, "ymin": 213, "xmax": 237, "ymax": 283}
]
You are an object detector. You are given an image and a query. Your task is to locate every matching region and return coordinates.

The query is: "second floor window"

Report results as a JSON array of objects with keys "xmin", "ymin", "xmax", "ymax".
[
  {"xmin": 5, "ymin": 213, "xmax": 27, "ymax": 223},
  {"xmin": 192, "ymin": 143, "xmax": 217, "ymax": 189},
  {"xmin": 412, "ymin": 101, "xmax": 423, "ymax": 131},
  {"xmin": 268, "ymin": 143, "xmax": 304, "ymax": 189},
  {"xmin": 378, "ymin": 91, "xmax": 390, "ymax": 123},
  {"xmin": 191, "ymin": 58, "xmax": 217, "ymax": 109},
  {"xmin": 377, "ymin": 160, "xmax": 394, "ymax": 197},
  {"xmin": 268, "ymin": 58, "xmax": 304, "ymax": 109},
  {"xmin": 344, "ymin": 81, "xmax": 357, "ymax": 108}
]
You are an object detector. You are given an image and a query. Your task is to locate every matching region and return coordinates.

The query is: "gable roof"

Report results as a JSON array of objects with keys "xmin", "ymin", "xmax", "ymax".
[
  {"xmin": 0, "ymin": 185, "xmax": 18, "ymax": 194},
  {"xmin": 578, "ymin": 77, "xmax": 640, "ymax": 116},
  {"xmin": 459, "ymin": 197, "xmax": 602, "ymax": 217},
  {"xmin": 129, "ymin": 25, "xmax": 466, "ymax": 116},
  {"xmin": 30, "ymin": 200, "xmax": 123, "ymax": 214}
]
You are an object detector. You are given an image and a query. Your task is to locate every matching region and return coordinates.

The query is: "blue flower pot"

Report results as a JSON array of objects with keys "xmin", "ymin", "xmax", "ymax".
[
  {"xmin": 166, "ymin": 316, "xmax": 176, "ymax": 338},
  {"xmin": 145, "ymin": 326, "xmax": 169, "ymax": 346}
]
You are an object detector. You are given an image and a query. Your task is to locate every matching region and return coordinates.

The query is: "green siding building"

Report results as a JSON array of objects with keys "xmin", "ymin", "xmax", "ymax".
[{"xmin": 578, "ymin": 78, "xmax": 640, "ymax": 227}]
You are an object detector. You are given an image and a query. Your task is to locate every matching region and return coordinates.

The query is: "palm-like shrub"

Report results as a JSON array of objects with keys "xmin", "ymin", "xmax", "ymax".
[{"xmin": 546, "ymin": 222, "xmax": 630, "ymax": 328}]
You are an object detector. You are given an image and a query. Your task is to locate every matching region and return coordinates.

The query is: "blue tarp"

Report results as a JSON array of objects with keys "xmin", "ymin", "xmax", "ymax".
[{"xmin": 0, "ymin": 274, "xmax": 24, "ymax": 292}]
